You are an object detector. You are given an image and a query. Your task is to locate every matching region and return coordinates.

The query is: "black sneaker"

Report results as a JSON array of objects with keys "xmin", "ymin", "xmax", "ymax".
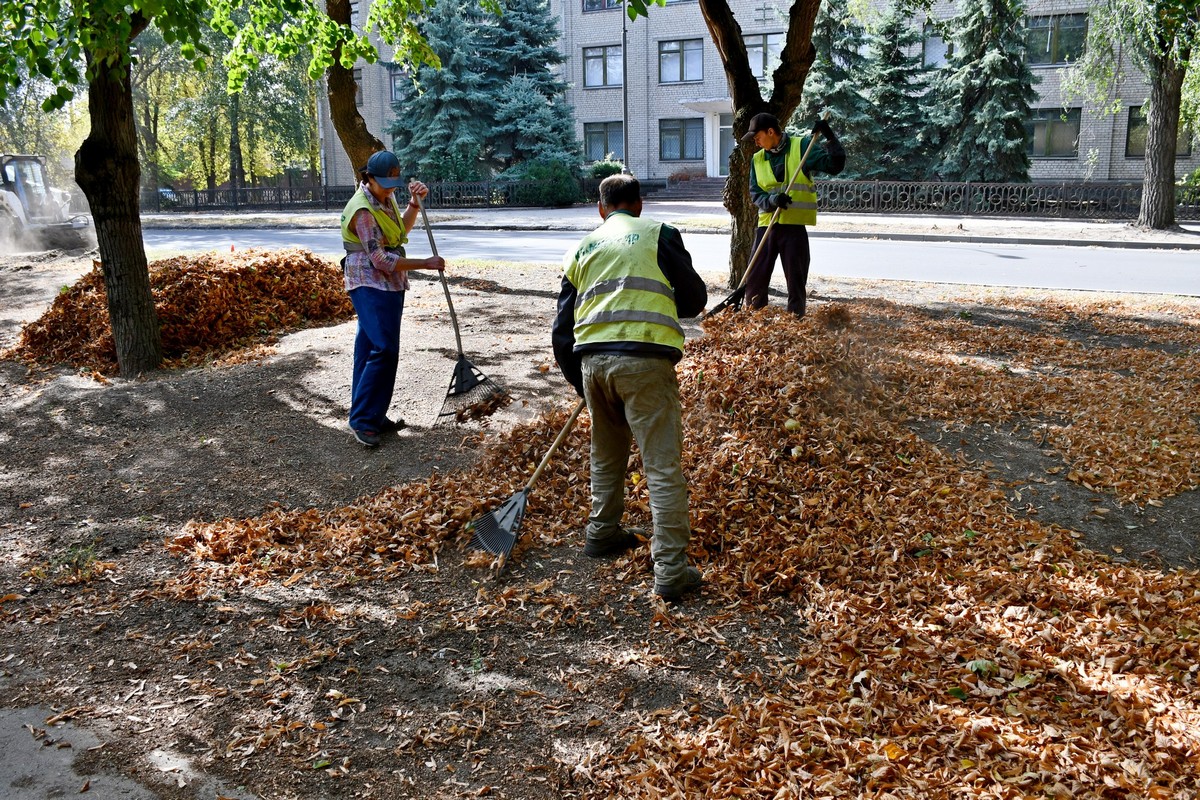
[
  {"xmin": 380, "ymin": 417, "xmax": 406, "ymax": 433},
  {"xmin": 353, "ymin": 429, "xmax": 381, "ymax": 447},
  {"xmin": 654, "ymin": 566, "xmax": 702, "ymax": 601},
  {"xmin": 583, "ymin": 527, "xmax": 645, "ymax": 558}
]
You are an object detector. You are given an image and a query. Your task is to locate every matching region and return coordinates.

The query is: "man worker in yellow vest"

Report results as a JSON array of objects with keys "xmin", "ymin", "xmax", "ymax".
[
  {"xmin": 743, "ymin": 112, "xmax": 846, "ymax": 316},
  {"xmin": 552, "ymin": 174, "xmax": 709, "ymax": 601}
]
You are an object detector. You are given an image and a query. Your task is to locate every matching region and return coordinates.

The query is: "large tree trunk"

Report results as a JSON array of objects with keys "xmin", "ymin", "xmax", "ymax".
[
  {"xmin": 1138, "ymin": 51, "xmax": 1187, "ymax": 230},
  {"xmin": 324, "ymin": 0, "xmax": 385, "ymax": 172},
  {"xmin": 699, "ymin": 0, "xmax": 820, "ymax": 288},
  {"xmin": 76, "ymin": 45, "xmax": 163, "ymax": 377}
]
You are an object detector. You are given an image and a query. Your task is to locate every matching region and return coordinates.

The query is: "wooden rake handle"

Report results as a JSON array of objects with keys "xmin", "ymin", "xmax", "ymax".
[
  {"xmin": 525, "ymin": 399, "xmax": 586, "ymax": 493},
  {"xmin": 414, "ymin": 193, "xmax": 465, "ymax": 357}
]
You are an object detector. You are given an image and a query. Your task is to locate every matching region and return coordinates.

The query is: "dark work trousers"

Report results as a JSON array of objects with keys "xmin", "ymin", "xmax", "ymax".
[
  {"xmin": 745, "ymin": 223, "xmax": 811, "ymax": 316},
  {"xmin": 348, "ymin": 286, "xmax": 405, "ymax": 434}
]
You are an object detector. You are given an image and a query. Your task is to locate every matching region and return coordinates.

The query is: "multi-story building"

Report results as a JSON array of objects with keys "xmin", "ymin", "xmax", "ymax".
[{"xmin": 319, "ymin": 0, "xmax": 1199, "ymax": 186}]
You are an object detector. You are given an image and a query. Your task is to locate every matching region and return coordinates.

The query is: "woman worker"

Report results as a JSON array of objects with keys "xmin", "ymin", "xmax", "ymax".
[{"xmin": 341, "ymin": 150, "xmax": 446, "ymax": 447}]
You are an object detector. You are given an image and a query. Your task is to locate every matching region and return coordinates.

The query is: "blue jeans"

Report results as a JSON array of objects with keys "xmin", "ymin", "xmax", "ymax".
[{"xmin": 348, "ymin": 287, "xmax": 405, "ymax": 433}]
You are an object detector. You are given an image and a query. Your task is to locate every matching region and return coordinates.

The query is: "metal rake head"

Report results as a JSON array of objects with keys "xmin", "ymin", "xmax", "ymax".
[{"xmin": 437, "ymin": 356, "xmax": 510, "ymax": 425}]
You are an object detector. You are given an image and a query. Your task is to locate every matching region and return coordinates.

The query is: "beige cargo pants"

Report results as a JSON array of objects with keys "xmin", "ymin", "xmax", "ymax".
[{"xmin": 581, "ymin": 353, "xmax": 692, "ymax": 584}]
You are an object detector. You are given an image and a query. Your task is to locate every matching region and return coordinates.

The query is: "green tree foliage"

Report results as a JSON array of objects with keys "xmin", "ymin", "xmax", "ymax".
[
  {"xmin": 859, "ymin": 1, "xmax": 932, "ymax": 180},
  {"xmin": 791, "ymin": 0, "xmax": 878, "ymax": 180},
  {"xmin": 0, "ymin": 75, "xmax": 89, "ymax": 185},
  {"xmin": 1063, "ymin": 0, "xmax": 1197, "ymax": 228},
  {"xmin": 928, "ymin": 0, "xmax": 1038, "ymax": 182}
]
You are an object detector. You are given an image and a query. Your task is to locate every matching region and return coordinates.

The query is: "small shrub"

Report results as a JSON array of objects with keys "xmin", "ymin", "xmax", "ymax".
[
  {"xmin": 588, "ymin": 157, "xmax": 626, "ymax": 179},
  {"xmin": 501, "ymin": 159, "xmax": 583, "ymax": 207}
]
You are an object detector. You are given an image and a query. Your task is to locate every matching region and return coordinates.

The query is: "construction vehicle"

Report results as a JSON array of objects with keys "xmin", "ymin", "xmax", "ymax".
[{"xmin": 0, "ymin": 154, "xmax": 93, "ymax": 250}]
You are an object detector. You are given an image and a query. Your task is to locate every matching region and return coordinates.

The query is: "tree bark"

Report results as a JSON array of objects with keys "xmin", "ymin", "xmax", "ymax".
[
  {"xmin": 698, "ymin": 0, "xmax": 820, "ymax": 288},
  {"xmin": 1138, "ymin": 50, "xmax": 1187, "ymax": 230},
  {"xmin": 76, "ymin": 38, "xmax": 163, "ymax": 377},
  {"xmin": 229, "ymin": 93, "xmax": 245, "ymax": 190},
  {"xmin": 324, "ymin": 0, "xmax": 385, "ymax": 173}
]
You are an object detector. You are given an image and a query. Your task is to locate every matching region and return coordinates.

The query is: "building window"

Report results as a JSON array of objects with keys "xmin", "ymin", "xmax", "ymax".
[
  {"xmin": 582, "ymin": 0, "xmax": 620, "ymax": 11},
  {"xmin": 923, "ymin": 22, "xmax": 952, "ymax": 67},
  {"xmin": 1026, "ymin": 108, "xmax": 1080, "ymax": 158},
  {"xmin": 659, "ymin": 39, "xmax": 703, "ymax": 83},
  {"xmin": 390, "ymin": 68, "xmax": 407, "ymax": 104},
  {"xmin": 1025, "ymin": 14, "xmax": 1087, "ymax": 66},
  {"xmin": 584, "ymin": 122, "xmax": 624, "ymax": 161},
  {"xmin": 583, "ymin": 45, "xmax": 622, "ymax": 87},
  {"xmin": 349, "ymin": 0, "xmax": 360, "ymax": 25},
  {"xmin": 352, "ymin": 68, "xmax": 363, "ymax": 107},
  {"xmin": 660, "ymin": 118, "xmax": 704, "ymax": 161},
  {"xmin": 744, "ymin": 32, "xmax": 784, "ymax": 79},
  {"xmin": 1126, "ymin": 106, "xmax": 1193, "ymax": 158}
]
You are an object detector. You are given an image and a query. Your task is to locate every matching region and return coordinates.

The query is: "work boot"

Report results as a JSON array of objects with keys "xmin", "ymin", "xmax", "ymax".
[
  {"xmin": 583, "ymin": 527, "xmax": 645, "ymax": 558},
  {"xmin": 654, "ymin": 566, "xmax": 702, "ymax": 602}
]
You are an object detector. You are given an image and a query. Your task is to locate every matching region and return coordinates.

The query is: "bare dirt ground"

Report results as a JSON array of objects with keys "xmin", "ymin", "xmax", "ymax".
[{"xmin": 1, "ymin": 241, "xmax": 1198, "ymax": 799}]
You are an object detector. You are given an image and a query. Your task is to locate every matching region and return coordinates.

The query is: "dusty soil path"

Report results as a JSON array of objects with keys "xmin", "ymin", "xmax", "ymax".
[{"xmin": 1, "ymin": 244, "xmax": 1198, "ymax": 798}]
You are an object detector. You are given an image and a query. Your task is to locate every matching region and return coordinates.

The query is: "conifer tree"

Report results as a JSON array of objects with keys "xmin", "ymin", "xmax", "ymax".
[
  {"xmin": 390, "ymin": 1, "xmax": 493, "ymax": 180},
  {"xmin": 791, "ymin": 0, "xmax": 877, "ymax": 179},
  {"xmin": 859, "ymin": 2, "xmax": 932, "ymax": 180},
  {"xmin": 928, "ymin": 0, "xmax": 1038, "ymax": 182},
  {"xmin": 484, "ymin": 0, "xmax": 578, "ymax": 171}
]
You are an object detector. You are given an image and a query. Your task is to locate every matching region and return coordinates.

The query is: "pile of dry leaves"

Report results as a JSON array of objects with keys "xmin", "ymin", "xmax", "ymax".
[
  {"xmin": 165, "ymin": 299, "xmax": 1200, "ymax": 798},
  {"xmin": 7, "ymin": 248, "xmax": 352, "ymax": 374}
]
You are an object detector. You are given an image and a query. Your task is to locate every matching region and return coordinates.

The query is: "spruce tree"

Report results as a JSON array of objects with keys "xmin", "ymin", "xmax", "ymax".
[
  {"xmin": 860, "ymin": 2, "xmax": 931, "ymax": 180},
  {"xmin": 483, "ymin": 0, "xmax": 579, "ymax": 171},
  {"xmin": 928, "ymin": 0, "xmax": 1038, "ymax": 182},
  {"xmin": 791, "ymin": 0, "xmax": 877, "ymax": 179},
  {"xmin": 389, "ymin": 0, "xmax": 578, "ymax": 180},
  {"xmin": 390, "ymin": 0, "xmax": 493, "ymax": 181}
]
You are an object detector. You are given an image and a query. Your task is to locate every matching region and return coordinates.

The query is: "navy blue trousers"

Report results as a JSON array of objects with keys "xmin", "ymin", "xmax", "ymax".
[{"xmin": 348, "ymin": 287, "xmax": 405, "ymax": 434}]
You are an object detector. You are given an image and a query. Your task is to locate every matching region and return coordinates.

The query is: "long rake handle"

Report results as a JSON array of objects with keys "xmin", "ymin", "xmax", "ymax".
[
  {"xmin": 525, "ymin": 399, "xmax": 586, "ymax": 493},
  {"xmin": 415, "ymin": 194, "xmax": 466, "ymax": 358}
]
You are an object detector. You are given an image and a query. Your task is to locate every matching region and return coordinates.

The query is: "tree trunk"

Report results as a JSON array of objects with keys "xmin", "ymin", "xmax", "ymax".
[
  {"xmin": 229, "ymin": 93, "xmax": 245, "ymax": 190},
  {"xmin": 325, "ymin": 0, "xmax": 385, "ymax": 172},
  {"xmin": 1138, "ymin": 51, "xmax": 1186, "ymax": 230},
  {"xmin": 699, "ymin": 0, "xmax": 820, "ymax": 288},
  {"xmin": 75, "ymin": 50, "xmax": 163, "ymax": 377}
]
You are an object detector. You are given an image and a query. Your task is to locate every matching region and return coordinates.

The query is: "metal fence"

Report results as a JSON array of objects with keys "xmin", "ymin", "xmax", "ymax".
[{"xmin": 139, "ymin": 179, "xmax": 1200, "ymax": 220}]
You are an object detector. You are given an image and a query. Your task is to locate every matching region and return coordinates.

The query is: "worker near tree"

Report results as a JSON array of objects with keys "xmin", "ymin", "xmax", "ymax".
[
  {"xmin": 743, "ymin": 112, "xmax": 846, "ymax": 316},
  {"xmin": 341, "ymin": 150, "xmax": 445, "ymax": 448},
  {"xmin": 553, "ymin": 174, "xmax": 708, "ymax": 601}
]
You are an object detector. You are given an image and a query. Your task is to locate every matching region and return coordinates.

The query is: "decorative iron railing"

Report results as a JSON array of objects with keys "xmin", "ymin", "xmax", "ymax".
[{"xmin": 138, "ymin": 179, "xmax": 1200, "ymax": 220}]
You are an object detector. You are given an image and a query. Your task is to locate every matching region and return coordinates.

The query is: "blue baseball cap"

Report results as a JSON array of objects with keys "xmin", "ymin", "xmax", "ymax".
[{"xmin": 364, "ymin": 150, "xmax": 405, "ymax": 188}]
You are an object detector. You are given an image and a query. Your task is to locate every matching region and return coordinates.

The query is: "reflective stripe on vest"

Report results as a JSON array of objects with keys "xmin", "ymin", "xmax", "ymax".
[
  {"xmin": 753, "ymin": 135, "xmax": 818, "ymax": 227},
  {"xmin": 565, "ymin": 213, "xmax": 685, "ymax": 352},
  {"xmin": 340, "ymin": 188, "xmax": 408, "ymax": 253}
]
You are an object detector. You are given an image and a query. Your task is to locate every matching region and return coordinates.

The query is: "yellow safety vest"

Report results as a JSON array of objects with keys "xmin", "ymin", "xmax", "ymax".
[
  {"xmin": 753, "ymin": 135, "xmax": 818, "ymax": 227},
  {"xmin": 564, "ymin": 212, "xmax": 685, "ymax": 353},
  {"xmin": 340, "ymin": 188, "xmax": 408, "ymax": 252}
]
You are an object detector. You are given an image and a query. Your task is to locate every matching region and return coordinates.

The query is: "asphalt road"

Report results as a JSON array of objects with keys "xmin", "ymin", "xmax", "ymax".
[{"xmin": 141, "ymin": 227, "xmax": 1200, "ymax": 296}]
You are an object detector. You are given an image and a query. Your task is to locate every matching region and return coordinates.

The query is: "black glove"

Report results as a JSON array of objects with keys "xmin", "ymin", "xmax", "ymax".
[
  {"xmin": 770, "ymin": 192, "xmax": 792, "ymax": 210},
  {"xmin": 812, "ymin": 119, "xmax": 834, "ymax": 139}
]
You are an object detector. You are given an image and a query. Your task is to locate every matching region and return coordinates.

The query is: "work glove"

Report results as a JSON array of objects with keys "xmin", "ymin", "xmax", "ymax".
[
  {"xmin": 770, "ymin": 192, "xmax": 793, "ymax": 210},
  {"xmin": 812, "ymin": 119, "xmax": 834, "ymax": 140}
]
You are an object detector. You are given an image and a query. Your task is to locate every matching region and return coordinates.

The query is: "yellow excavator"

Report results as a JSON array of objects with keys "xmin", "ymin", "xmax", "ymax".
[{"xmin": 0, "ymin": 154, "xmax": 93, "ymax": 251}]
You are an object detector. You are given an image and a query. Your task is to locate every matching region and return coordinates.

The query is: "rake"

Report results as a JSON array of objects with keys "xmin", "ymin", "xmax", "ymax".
[
  {"xmin": 468, "ymin": 399, "xmax": 586, "ymax": 566},
  {"xmin": 705, "ymin": 119, "xmax": 827, "ymax": 318},
  {"xmin": 414, "ymin": 195, "xmax": 509, "ymax": 424}
]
